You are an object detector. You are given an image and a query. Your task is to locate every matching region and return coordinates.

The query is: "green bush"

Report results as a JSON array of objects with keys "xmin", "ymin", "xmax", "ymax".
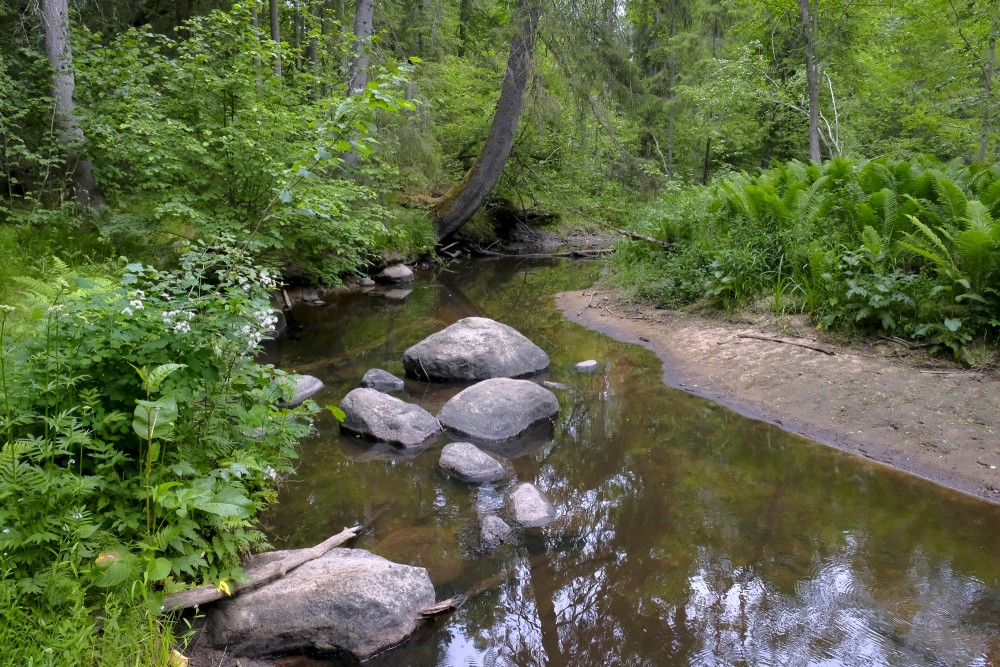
[
  {"xmin": 613, "ymin": 156, "xmax": 1000, "ymax": 362},
  {"xmin": 0, "ymin": 239, "xmax": 318, "ymax": 664}
]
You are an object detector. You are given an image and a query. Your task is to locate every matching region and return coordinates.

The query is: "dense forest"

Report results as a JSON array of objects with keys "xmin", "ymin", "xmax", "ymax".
[{"xmin": 0, "ymin": 0, "xmax": 998, "ymax": 661}]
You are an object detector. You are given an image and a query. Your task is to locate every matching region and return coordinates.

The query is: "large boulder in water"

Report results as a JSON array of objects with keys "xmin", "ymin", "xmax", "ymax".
[
  {"xmin": 402, "ymin": 317, "xmax": 549, "ymax": 382},
  {"xmin": 207, "ymin": 548, "xmax": 435, "ymax": 660},
  {"xmin": 438, "ymin": 378, "xmax": 559, "ymax": 443},
  {"xmin": 438, "ymin": 442, "xmax": 507, "ymax": 483},
  {"xmin": 340, "ymin": 388, "xmax": 441, "ymax": 448}
]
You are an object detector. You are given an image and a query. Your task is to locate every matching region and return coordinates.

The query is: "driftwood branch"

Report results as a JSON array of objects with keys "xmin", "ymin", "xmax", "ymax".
[
  {"xmin": 617, "ymin": 229, "xmax": 673, "ymax": 250},
  {"xmin": 471, "ymin": 246, "xmax": 613, "ymax": 259},
  {"xmin": 162, "ymin": 525, "xmax": 363, "ymax": 612},
  {"xmin": 736, "ymin": 334, "xmax": 835, "ymax": 356}
]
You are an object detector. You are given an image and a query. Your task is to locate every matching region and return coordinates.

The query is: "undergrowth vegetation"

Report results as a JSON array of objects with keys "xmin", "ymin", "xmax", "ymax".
[
  {"xmin": 0, "ymin": 240, "xmax": 318, "ymax": 664},
  {"xmin": 614, "ymin": 157, "xmax": 1000, "ymax": 364}
]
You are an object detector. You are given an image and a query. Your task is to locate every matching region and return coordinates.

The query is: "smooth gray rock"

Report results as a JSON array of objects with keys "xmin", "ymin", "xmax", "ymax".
[
  {"xmin": 575, "ymin": 360, "xmax": 599, "ymax": 372},
  {"xmin": 508, "ymin": 482, "xmax": 557, "ymax": 527},
  {"xmin": 358, "ymin": 277, "xmax": 376, "ymax": 287},
  {"xmin": 439, "ymin": 442, "xmax": 506, "ymax": 483},
  {"xmin": 276, "ymin": 374, "xmax": 324, "ymax": 408},
  {"xmin": 437, "ymin": 378, "xmax": 558, "ymax": 443},
  {"xmin": 480, "ymin": 516, "xmax": 513, "ymax": 550},
  {"xmin": 374, "ymin": 264, "xmax": 414, "ymax": 285},
  {"xmin": 402, "ymin": 317, "xmax": 549, "ymax": 382},
  {"xmin": 207, "ymin": 548, "xmax": 434, "ymax": 660},
  {"xmin": 340, "ymin": 388, "xmax": 441, "ymax": 448},
  {"xmin": 361, "ymin": 368, "xmax": 405, "ymax": 393}
]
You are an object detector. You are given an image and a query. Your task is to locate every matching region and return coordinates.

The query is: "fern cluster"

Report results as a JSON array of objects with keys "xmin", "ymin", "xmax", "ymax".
[{"xmin": 614, "ymin": 156, "xmax": 1000, "ymax": 362}]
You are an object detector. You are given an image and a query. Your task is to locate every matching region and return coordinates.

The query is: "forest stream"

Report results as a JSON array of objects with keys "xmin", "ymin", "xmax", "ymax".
[{"xmin": 261, "ymin": 258, "xmax": 1000, "ymax": 666}]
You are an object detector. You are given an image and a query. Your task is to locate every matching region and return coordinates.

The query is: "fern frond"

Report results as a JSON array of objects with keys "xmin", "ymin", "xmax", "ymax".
[{"xmin": 930, "ymin": 171, "xmax": 969, "ymax": 224}]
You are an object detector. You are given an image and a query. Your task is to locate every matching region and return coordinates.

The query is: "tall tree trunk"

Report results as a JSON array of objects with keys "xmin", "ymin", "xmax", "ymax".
[
  {"xmin": 798, "ymin": 0, "xmax": 821, "ymax": 162},
  {"xmin": 270, "ymin": 0, "xmax": 282, "ymax": 78},
  {"xmin": 458, "ymin": 0, "xmax": 471, "ymax": 56},
  {"xmin": 293, "ymin": 0, "xmax": 302, "ymax": 71},
  {"xmin": 41, "ymin": 0, "xmax": 103, "ymax": 209},
  {"xmin": 348, "ymin": 0, "xmax": 374, "ymax": 94},
  {"xmin": 251, "ymin": 1, "xmax": 263, "ymax": 91},
  {"xmin": 665, "ymin": 1, "xmax": 677, "ymax": 178},
  {"xmin": 979, "ymin": 15, "xmax": 997, "ymax": 163},
  {"xmin": 433, "ymin": 0, "xmax": 540, "ymax": 240}
]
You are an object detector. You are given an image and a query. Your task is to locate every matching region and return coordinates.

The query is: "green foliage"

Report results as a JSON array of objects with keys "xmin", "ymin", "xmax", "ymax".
[
  {"xmin": 614, "ymin": 156, "xmax": 1000, "ymax": 363},
  {"xmin": 0, "ymin": 241, "xmax": 317, "ymax": 649}
]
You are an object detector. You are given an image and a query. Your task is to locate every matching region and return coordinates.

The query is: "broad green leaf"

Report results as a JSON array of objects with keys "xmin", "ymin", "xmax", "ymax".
[{"xmin": 147, "ymin": 557, "xmax": 172, "ymax": 582}]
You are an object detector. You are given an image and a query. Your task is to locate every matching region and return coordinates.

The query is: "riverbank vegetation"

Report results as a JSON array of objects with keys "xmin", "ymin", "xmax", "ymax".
[
  {"xmin": 613, "ymin": 158, "xmax": 1000, "ymax": 364},
  {"xmin": 1, "ymin": 0, "xmax": 998, "ymax": 659}
]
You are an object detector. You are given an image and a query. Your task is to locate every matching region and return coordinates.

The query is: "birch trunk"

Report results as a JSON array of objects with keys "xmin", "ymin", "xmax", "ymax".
[{"xmin": 41, "ymin": 0, "xmax": 102, "ymax": 209}]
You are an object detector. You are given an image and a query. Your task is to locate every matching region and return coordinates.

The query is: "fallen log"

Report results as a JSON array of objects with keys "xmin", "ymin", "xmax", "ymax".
[
  {"xmin": 161, "ymin": 525, "xmax": 363, "ymax": 612},
  {"xmin": 616, "ymin": 229, "xmax": 673, "ymax": 250},
  {"xmin": 471, "ymin": 246, "xmax": 613, "ymax": 259}
]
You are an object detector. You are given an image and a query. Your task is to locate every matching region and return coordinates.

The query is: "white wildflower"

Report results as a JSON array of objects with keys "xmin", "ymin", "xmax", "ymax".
[
  {"xmin": 0, "ymin": 305, "xmax": 16, "ymax": 313},
  {"xmin": 174, "ymin": 321, "xmax": 191, "ymax": 334},
  {"xmin": 121, "ymin": 307, "xmax": 133, "ymax": 316},
  {"xmin": 260, "ymin": 270, "xmax": 277, "ymax": 288},
  {"xmin": 2, "ymin": 528, "xmax": 9, "ymax": 534},
  {"xmin": 68, "ymin": 458, "xmax": 75, "ymax": 465},
  {"xmin": 265, "ymin": 466, "xmax": 277, "ymax": 480},
  {"xmin": 129, "ymin": 299, "xmax": 144, "ymax": 310}
]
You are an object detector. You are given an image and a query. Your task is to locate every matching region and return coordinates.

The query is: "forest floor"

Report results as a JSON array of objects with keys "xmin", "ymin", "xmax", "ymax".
[{"xmin": 557, "ymin": 288, "xmax": 1000, "ymax": 505}]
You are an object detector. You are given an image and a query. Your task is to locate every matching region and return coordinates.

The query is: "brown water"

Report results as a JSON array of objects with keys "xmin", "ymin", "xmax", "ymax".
[{"xmin": 264, "ymin": 259, "xmax": 1000, "ymax": 667}]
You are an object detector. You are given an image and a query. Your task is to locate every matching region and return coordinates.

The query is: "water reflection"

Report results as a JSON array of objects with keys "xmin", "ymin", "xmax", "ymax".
[{"xmin": 265, "ymin": 259, "xmax": 1000, "ymax": 667}]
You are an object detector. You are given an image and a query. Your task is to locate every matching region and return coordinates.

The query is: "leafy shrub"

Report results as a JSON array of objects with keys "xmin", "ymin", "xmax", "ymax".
[
  {"xmin": 0, "ymin": 239, "xmax": 317, "ymax": 598},
  {"xmin": 613, "ymin": 156, "xmax": 1000, "ymax": 362}
]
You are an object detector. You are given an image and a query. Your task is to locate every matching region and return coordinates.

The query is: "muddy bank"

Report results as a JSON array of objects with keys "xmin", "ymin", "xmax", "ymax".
[{"xmin": 557, "ymin": 289, "xmax": 1000, "ymax": 505}]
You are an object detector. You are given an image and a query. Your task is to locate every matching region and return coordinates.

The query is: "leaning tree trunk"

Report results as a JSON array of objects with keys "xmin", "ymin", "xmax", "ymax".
[
  {"xmin": 433, "ymin": 0, "xmax": 540, "ymax": 241},
  {"xmin": 41, "ymin": 0, "xmax": 102, "ymax": 209},
  {"xmin": 797, "ymin": 0, "xmax": 821, "ymax": 163}
]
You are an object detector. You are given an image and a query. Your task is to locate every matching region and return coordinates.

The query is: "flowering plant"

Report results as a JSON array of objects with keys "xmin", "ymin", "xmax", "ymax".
[{"xmin": 0, "ymin": 239, "xmax": 316, "ymax": 595}]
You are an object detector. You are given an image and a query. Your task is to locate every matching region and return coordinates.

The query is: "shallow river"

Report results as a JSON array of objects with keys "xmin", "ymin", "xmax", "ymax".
[{"xmin": 264, "ymin": 258, "xmax": 1000, "ymax": 667}]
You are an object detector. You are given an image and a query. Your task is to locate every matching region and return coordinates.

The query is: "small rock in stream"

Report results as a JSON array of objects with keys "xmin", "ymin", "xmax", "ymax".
[
  {"xmin": 508, "ymin": 482, "xmax": 557, "ymax": 527},
  {"xmin": 361, "ymin": 368, "xmax": 405, "ymax": 393},
  {"xmin": 575, "ymin": 360, "xmax": 599, "ymax": 372},
  {"xmin": 438, "ymin": 442, "xmax": 507, "ymax": 483},
  {"xmin": 480, "ymin": 516, "xmax": 514, "ymax": 550},
  {"xmin": 275, "ymin": 375, "xmax": 325, "ymax": 408},
  {"xmin": 374, "ymin": 263, "xmax": 414, "ymax": 285},
  {"xmin": 542, "ymin": 381, "xmax": 567, "ymax": 391}
]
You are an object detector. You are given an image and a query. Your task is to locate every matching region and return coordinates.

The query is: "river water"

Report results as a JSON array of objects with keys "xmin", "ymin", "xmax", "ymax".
[{"xmin": 264, "ymin": 258, "xmax": 1000, "ymax": 667}]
